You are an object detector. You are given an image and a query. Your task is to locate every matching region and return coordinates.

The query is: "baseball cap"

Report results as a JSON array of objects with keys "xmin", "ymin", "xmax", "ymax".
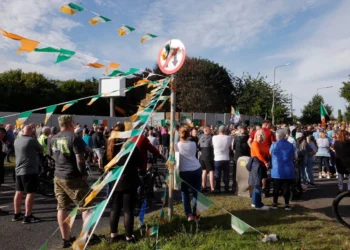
[{"xmin": 58, "ymin": 115, "xmax": 73, "ymax": 127}]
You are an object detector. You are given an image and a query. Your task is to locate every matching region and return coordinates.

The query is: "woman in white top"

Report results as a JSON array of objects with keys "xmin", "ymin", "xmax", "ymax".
[
  {"xmin": 175, "ymin": 126, "xmax": 202, "ymax": 222},
  {"xmin": 316, "ymin": 132, "xmax": 331, "ymax": 179}
]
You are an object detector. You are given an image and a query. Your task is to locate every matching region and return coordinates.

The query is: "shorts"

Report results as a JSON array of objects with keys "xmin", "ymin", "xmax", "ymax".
[
  {"xmin": 16, "ymin": 174, "xmax": 38, "ymax": 193},
  {"xmin": 200, "ymin": 160, "xmax": 214, "ymax": 171},
  {"xmin": 93, "ymin": 148, "xmax": 104, "ymax": 158},
  {"xmin": 54, "ymin": 176, "xmax": 90, "ymax": 210}
]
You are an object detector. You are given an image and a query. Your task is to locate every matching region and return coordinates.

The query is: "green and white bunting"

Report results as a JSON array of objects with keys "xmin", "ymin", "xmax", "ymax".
[
  {"xmin": 44, "ymin": 105, "xmax": 57, "ymax": 124},
  {"xmin": 140, "ymin": 33, "xmax": 157, "ymax": 43},
  {"xmin": 87, "ymin": 94, "xmax": 102, "ymax": 106},
  {"xmin": 35, "ymin": 47, "xmax": 60, "ymax": 53},
  {"xmin": 56, "ymin": 48, "xmax": 75, "ymax": 64},
  {"xmin": 16, "ymin": 110, "xmax": 33, "ymax": 129},
  {"xmin": 62, "ymin": 100, "xmax": 78, "ymax": 112},
  {"xmin": 108, "ymin": 70, "xmax": 125, "ymax": 77},
  {"xmin": 118, "ymin": 25, "xmax": 135, "ymax": 36},
  {"xmin": 60, "ymin": 3, "xmax": 84, "ymax": 15},
  {"xmin": 0, "ymin": 117, "xmax": 5, "ymax": 124},
  {"xmin": 89, "ymin": 15, "xmax": 111, "ymax": 26},
  {"xmin": 231, "ymin": 215, "xmax": 251, "ymax": 235},
  {"xmin": 123, "ymin": 68, "xmax": 139, "ymax": 76},
  {"xmin": 65, "ymin": 206, "xmax": 79, "ymax": 229},
  {"xmin": 196, "ymin": 192, "xmax": 214, "ymax": 215}
]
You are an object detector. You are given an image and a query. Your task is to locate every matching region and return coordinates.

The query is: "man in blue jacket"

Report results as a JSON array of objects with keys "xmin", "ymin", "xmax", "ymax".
[{"xmin": 270, "ymin": 129, "xmax": 296, "ymax": 211}]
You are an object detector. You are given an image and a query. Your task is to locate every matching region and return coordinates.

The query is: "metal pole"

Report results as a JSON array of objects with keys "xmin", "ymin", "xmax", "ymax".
[
  {"xmin": 168, "ymin": 75, "xmax": 176, "ymax": 220},
  {"xmin": 110, "ymin": 97, "xmax": 114, "ymax": 117}
]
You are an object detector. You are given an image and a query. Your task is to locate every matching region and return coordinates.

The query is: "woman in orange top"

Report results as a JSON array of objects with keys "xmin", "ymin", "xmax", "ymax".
[{"xmin": 250, "ymin": 129, "xmax": 269, "ymax": 210}]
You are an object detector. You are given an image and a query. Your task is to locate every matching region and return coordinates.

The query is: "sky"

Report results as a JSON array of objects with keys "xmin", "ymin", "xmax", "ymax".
[{"xmin": 0, "ymin": 0, "xmax": 349, "ymax": 116}]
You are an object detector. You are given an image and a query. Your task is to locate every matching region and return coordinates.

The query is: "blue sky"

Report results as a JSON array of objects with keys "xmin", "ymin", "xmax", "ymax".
[{"xmin": 0, "ymin": 0, "xmax": 349, "ymax": 116}]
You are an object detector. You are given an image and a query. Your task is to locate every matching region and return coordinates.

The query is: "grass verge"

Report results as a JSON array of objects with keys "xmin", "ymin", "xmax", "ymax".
[{"xmin": 90, "ymin": 195, "xmax": 350, "ymax": 250}]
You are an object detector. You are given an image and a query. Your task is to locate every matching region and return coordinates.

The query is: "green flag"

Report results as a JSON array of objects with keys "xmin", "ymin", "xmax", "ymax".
[
  {"xmin": 56, "ymin": 48, "xmax": 75, "ymax": 64},
  {"xmin": 320, "ymin": 103, "xmax": 330, "ymax": 126},
  {"xmin": 44, "ymin": 105, "xmax": 57, "ymax": 124},
  {"xmin": 39, "ymin": 240, "xmax": 49, "ymax": 250},
  {"xmin": 108, "ymin": 70, "xmax": 125, "ymax": 77},
  {"xmin": 34, "ymin": 47, "xmax": 60, "ymax": 53},
  {"xmin": 0, "ymin": 117, "xmax": 5, "ymax": 124},
  {"xmin": 123, "ymin": 68, "xmax": 139, "ymax": 76},
  {"xmin": 16, "ymin": 110, "xmax": 33, "ymax": 128},
  {"xmin": 196, "ymin": 192, "xmax": 214, "ymax": 215},
  {"xmin": 87, "ymin": 199, "xmax": 108, "ymax": 230},
  {"xmin": 231, "ymin": 215, "xmax": 251, "ymax": 234}
]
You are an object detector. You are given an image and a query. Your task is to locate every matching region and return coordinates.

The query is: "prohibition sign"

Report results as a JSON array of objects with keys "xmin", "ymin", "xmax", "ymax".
[{"xmin": 158, "ymin": 39, "xmax": 186, "ymax": 75}]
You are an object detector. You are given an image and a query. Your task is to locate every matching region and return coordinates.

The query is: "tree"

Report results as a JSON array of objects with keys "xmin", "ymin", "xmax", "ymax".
[
  {"xmin": 154, "ymin": 57, "xmax": 234, "ymax": 113},
  {"xmin": 300, "ymin": 95, "xmax": 333, "ymax": 124},
  {"xmin": 338, "ymin": 109, "xmax": 343, "ymax": 123},
  {"xmin": 340, "ymin": 76, "xmax": 350, "ymax": 102},
  {"xmin": 231, "ymin": 73, "xmax": 290, "ymax": 123}
]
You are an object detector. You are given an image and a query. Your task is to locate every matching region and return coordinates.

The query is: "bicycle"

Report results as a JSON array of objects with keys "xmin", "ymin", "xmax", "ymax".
[
  {"xmin": 332, "ymin": 190, "xmax": 350, "ymax": 229},
  {"xmin": 37, "ymin": 155, "xmax": 55, "ymax": 198}
]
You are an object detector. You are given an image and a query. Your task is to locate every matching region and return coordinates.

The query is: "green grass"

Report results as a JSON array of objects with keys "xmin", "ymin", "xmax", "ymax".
[{"xmin": 90, "ymin": 196, "xmax": 350, "ymax": 250}]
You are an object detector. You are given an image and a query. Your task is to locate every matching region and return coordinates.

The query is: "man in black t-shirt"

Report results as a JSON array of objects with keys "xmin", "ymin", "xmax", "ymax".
[
  {"xmin": 49, "ymin": 115, "xmax": 90, "ymax": 248},
  {"xmin": 91, "ymin": 126, "xmax": 106, "ymax": 169}
]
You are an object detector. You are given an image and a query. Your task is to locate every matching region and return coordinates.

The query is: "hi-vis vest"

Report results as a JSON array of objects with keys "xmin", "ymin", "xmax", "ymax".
[{"xmin": 38, "ymin": 134, "xmax": 48, "ymax": 156}]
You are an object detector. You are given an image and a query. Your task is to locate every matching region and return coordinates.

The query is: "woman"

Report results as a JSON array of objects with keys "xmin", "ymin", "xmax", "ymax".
[
  {"xmin": 316, "ymin": 132, "xmax": 331, "ymax": 179},
  {"xmin": 107, "ymin": 123, "xmax": 140, "ymax": 243},
  {"xmin": 296, "ymin": 136, "xmax": 309, "ymax": 189},
  {"xmin": 0, "ymin": 128, "xmax": 9, "ymax": 215},
  {"xmin": 306, "ymin": 135, "xmax": 317, "ymax": 186},
  {"xmin": 249, "ymin": 129, "xmax": 269, "ymax": 210},
  {"xmin": 175, "ymin": 126, "xmax": 202, "ymax": 221},
  {"xmin": 333, "ymin": 130, "xmax": 350, "ymax": 192},
  {"xmin": 83, "ymin": 128, "xmax": 93, "ymax": 149}
]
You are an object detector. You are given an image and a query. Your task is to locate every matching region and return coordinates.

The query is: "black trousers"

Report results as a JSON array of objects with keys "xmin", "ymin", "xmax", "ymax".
[
  {"xmin": 109, "ymin": 189, "xmax": 137, "ymax": 237},
  {"xmin": 273, "ymin": 179, "xmax": 292, "ymax": 205}
]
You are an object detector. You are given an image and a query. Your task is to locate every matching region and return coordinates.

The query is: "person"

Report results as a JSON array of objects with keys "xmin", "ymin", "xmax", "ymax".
[
  {"xmin": 82, "ymin": 128, "xmax": 93, "ymax": 149},
  {"xmin": 175, "ymin": 126, "xmax": 202, "ymax": 221},
  {"xmin": 36, "ymin": 123, "xmax": 44, "ymax": 138},
  {"xmin": 37, "ymin": 126, "xmax": 51, "ymax": 156},
  {"xmin": 91, "ymin": 126, "xmax": 106, "ymax": 169},
  {"xmin": 0, "ymin": 127, "xmax": 9, "ymax": 215},
  {"xmin": 249, "ymin": 129, "xmax": 269, "ymax": 210},
  {"xmin": 13, "ymin": 125, "xmax": 43, "ymax": 223},
  {"xmin": 5, "ymin": 124, "xmax": 15, "ymax": 163},
  {"xmin": 270, "ymin": 129, "xmax": 296, "ymax": 210},
  {"xmin": 285, "ymin": 127, "xmax": 296, "ymax": 148},
  {"xmin": 212, "ymin": 125, "xmax": 232, "ymax": 193},
  {"xmin": 147, "ymin": 129, "xmax": 159, "ymax": 165},
  {"xmin": 248, "ymin": 120, "xmax": 275, "ymax": 157},
  {"xmin": 48, "ymin": 115, "xmax": 91, "ymax": 248},
  {"xmin": 316, "ymin": 131, "xmax": 331, "ymax": 179},
  {"xmin": 333, "ymin": 130, "xmax": 350, "ymax": 192},
  {"xmin": 107, "ymin": 124, "xmax": 140, "ymax": 243},
  {"xmin": 232, "ymin": 125, "xmax": 250, "ymax": 192},
  {"xmin": 198, "ymin": 126, "xmax": 215, "ymax": 193},
  {"xmin": 161, "ymin": 126, "xmax": 170, "ymax": 160},
  {"xmin": 189, "ymin": 128, "xmax": 199, "ymax": 158},
  {"xmin": 306, "ymin": 135, "xmax": 317, "ymax": 186},
  {"xmin": 296, "ymin": 136, "xmax": 309, "ymax": 190}
]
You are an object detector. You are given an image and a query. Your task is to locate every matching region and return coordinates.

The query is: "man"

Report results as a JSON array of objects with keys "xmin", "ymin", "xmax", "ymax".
[
  {"xmin": 147, "ymin": 130, "xmax": 159, "ymax": 165},
  {"xmin": 284, "ymin": 127, "xmax": 296, "ymax": 148},
  {"xmin": 312, "ymin": 127, "xmax": 320, "ymax": 141},
  {"xmin": 212, "ymin": 125, "xmax": 232, "ymax": 193},
  {"xmin": 49, "ymin": 115, "xmax": 90, "ymax": 248},
  {"xmin": 232, "ymin": 126, "xmax": 250, "ymax": 192},
  {"xmin": 270, "ymin": 129, "xmax": 296, "ymax": 210},
  {"xmin": 303, "ymin": 126, "xmax": 313, "ymax": 138},
  {"xmin": 198, "ymin": 126, "xmax": 215, "ymax": 193},
  {"xmin": 5, "ymin": 124, "xmax": 15, "ymax": 163},
  {"xmin": 36, "ymin": 123, "xmax": 44, "ymax": 138},
  {"xmin": 13, "ymin": 125, "xmax": 43, "ymax": 223},
  {"xmin": 0, "ymin": 127, "xmax": 9, "ymax": 215},
  {"xmin": 38, "ymin": 126, "xmax": 51, "ymax": 156},
  {"xmin": 161, "ymin": 126, "xmax": 170, "ymax": 160},
  {"xmin": 91, "ymin": 126, "xmax": 106, "ymax": 169},
  {"xmin": 189, "ymin": 128, "xmax": 199, "ymax": 158},
  {"xmin": 248, "ymin": 120, "xmax": 275, "ymax": 157}
]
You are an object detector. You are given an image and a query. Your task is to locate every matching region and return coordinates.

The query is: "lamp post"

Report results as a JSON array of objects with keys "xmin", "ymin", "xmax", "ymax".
[
  {"xmin": 272, "ymin": 63, "xmax": 291, "ymax": 125},
  {"xmin": 317, "ymin": 86, "xmax": 333, "ymax": 95}
]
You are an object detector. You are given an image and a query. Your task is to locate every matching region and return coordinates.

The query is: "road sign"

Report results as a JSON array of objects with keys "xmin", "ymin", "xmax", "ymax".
[{"xmin": 158, "ymin": 39, "xmax": 186, "ymax": 75}]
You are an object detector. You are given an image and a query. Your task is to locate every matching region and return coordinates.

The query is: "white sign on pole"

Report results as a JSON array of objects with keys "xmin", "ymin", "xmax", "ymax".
[
  {"xmin": 99, "ymin": 77, "xmax": 125, "ymax": 97},
  {"xmin": 158, "ymin": 39, "xmax": 186, "ymax": 75}
]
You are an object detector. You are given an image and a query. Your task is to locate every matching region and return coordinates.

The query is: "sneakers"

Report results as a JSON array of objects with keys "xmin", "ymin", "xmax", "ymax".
[
  {"xmin": 255, "ymin": 205, "xmax": 269, "ymax": 211},
  {"xmin": 251, "ymin": 204, "xmax": 256, "ymax": 208},
  {"xmin": 22, "ymin": 214, "xmax": 41, "ymax": 224},
  {"xmin": 12, "ymin": 213, "xmax": 24, "ymax": 222},
  {"xmin": 284, "ymin": 205, "xmax": 292, "ymax": 211},
  {"xmin": 194, "ymin": 216, "xmax": 200, "ymax": 222},
  {"xmin": 327, "ymin": 175, "xmax": 331, "ymax": 179},
  {"xmin": 62, "ymin": 236, "xmax": 76, "ymax": 249},
  {"xmin": 126, "ymin": 235, "xmax": 136, "ymax": 244},
  {"xmin": 271, "ymin": 204, "xmax": 278, "ymax": 210},
  {"xmin": 187, "ymin": 215, "xmax": 194, "ymax": 222},
  {"xmin": 319, "ymin": 175, "xmax": 322, "ymax": 179}
]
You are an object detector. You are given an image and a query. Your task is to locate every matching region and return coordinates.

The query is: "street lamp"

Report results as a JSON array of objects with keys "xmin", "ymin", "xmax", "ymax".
[
  {"xmin": 272, "ymin": 63, "xmax": 291, "ymax": 125},
  {"xmin": 317, "ymin": 86, "xmax": 333, "ymax": 95}
]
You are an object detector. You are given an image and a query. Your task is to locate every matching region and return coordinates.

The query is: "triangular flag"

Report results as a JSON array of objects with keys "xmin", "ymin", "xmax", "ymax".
[
  {"xmin": 56, "ymin": 48, "xmax": 75, "ymax": 64},
  {"xmin": 146, "ymin": 225, "xmax": 159, "ymax": 236},
  {"xmin": 62, "ymin": 100, "xmax": 78, "ymax": 112},
  {"xmin": 35, "ymin": 47, "xmax": 60, "ymax": 53},
  {"xmin": 196, "ymin": 192, "xmax": 214, "ymax": 215},
  {"xmin": 161, "ymin": 190, "xmax": 166, "ymax": 205},
  {"xmin": 39, "ymin": 240, "xmax": 49, "ymax": 250},
  {"xmin": 86, "ymin": 62, "xmax": 104, "ymax": 68},
  {"xmin": 134, "ymin": 79, "xmax": 150, "ymax": 87},
  {"xmin": 87, "ymin": 95, "xmax": 101, "ymax": 106},
  {"xmin": 105, "ymin": 62, "xmax": 120, "ymax": 73},
  {"xmin": 17, "ymin": 38, "xmax": 40, "ymax": 54},
  {"xmin": 140, "ymin": 33, "xmax": 157, "ymax": 43},
  {"xmin": 138, "ymin": 199, "xmax": 147, "ymax": 226},
  {"xmin": 0, "ymin": 117, "xmax": 5, "ymax": 124},
  {"xmin": 231, "ymin": 214, "xmax": 251, "ymax": 235},
  {"xmin": 108, "ymin": 70, "xmax": 125, "ymax": 77},
  {"xmin": 118, "ymin": 25, "xmax": 135, "ymax": 36},
  {"xmin": 16, "ymin": 110, "xmax": 33, "ymax": 129},
  {"xmin": 320, "ymin": 103, "xmax": 330, "ymax": 127},
  {"xmin": 160, "ymin": 208, "xmax": 166, "ymax": 224},
  {"xmin": 60, "ymin": 3, "xmax": 84, "ymax": 15},
  {"xmin": 64, "ymin": 206, "xmax": 79, "ymax": 229},
  {"xmin": 123, "ymin": 68, "xmax": 139, "ymax": 76},
  {"xmin": 44, "ymin": 105, "xmax": 57, "ymax": 124},
  {"xmin": 0, "ymin": 29, "xmax": 24, "ymax": 40},
  {"xmin": 108, "ymin": 129, "xmax": 142, "ymax": 140},
  {"xmin": 89, "ymin": 15, "xmax": 111, "ymax": 25},
  {"xmin": 104, "ymin": 141, "xmax": 135, "ymax": 171},
  {"xmin": 124, "ymin": 121, "xmax": 133, "ymax": 131}
]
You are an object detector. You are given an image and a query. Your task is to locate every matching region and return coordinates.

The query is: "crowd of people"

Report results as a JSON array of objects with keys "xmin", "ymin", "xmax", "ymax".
[{"xmin": 1, "ymin": 118, "xmax": 350, "ymax": 247}]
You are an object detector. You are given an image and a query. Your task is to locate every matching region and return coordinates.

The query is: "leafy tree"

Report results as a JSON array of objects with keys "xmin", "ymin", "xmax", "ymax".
[
  {"xmin": 340, "ymin": 76, "xmax": 350, "ymax": 102},
  {"xmin": 337, "ymin": 109, "xmax": 343, "ymax": 123},
  {"xmin": 154, "ymin": 57, "xmax": 234, "ymax": 113},
  {"xmin": 300, "ymin": 95, "xmax": 333, "ymax": 124}
]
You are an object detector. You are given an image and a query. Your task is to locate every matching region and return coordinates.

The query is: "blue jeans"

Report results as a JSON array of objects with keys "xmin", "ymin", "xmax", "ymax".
[
  {"xmin": 252, "ymin": 188, "xmax": 264, "ymax": 208},
  {"xmin": 180, "ymin": 168, "xmax": 202, "ymax": 216},
  {"xmin": 299, "ymin": 156, "xmax": 308, "ymax": 184},
  {"xmin": 214, "ymin": 160, "xmax": 230, "ymax": 191},
  {"xmin": 306, "ymin": 157, "xmax": 314, "ymax": 184}
]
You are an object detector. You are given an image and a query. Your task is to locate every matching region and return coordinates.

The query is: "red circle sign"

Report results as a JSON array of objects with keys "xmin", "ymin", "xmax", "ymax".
[{"xmin": 158, "ymin": 39, "xmax": 186, "ymax": 75}]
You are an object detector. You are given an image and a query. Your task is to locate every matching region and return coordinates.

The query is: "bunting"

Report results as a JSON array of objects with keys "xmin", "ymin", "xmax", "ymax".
[
  {"xmin": 16, "ymin": 110, "xmax": 33, "ymax": 129},
  {"xmin": 231, "ymin": 215, "xmax": 251, "ymax": 235},
  {"xmin": 62, "ymin": 100, "xmax": 78, "ymax": 112},
  {"xmin": 87, "ymin": 95, "xmax": 101, "ymax": 106},
  {"xmin": 138, "ymin": 199, "xmax": 147, "ymax": 226},
  {"xmin": 108, "ymin": 69, "xmax": 125, "ymax": 77},
  {"xmin": 104, "ymin": 141, "xmax": 135, "ymax": 171},
  {"xmin": 64, "ymin": 206, "xmax": 79, "ymax": 229},
  {"xmin": 44, "ymin": 105, "xmax": 57, "ymax": 124},
  {"xmin": 147, "ymin": 225, "xmax": 159, "ymax": 236},
  {"xmin": 118, "ymin": 25, "xmax": 135, "ymax": 36},
  {"xmin": 60, "ymin": 3, "xmax": 84, "ymax": 15},
  {"xmin": 105, "ymin": 62, "xmax": 120, "ymax": 73},
  {"xmin": 196, "ymin": 192, "xmax": 214, "ymax": 215},
  {"xmin": 181, "ymin": 115, "xmax": 193, "ymax": 127},
  {"xmin": 0, "ymin": 29, "xmax": 39, "ymax": 54},
  {"xmin": 108, "ymin": 129, "xmax": 142, "ymax": 140},
  {"xmin": 56, "ymin": 48, "xmax": 75, "ymax": 64},
  {"xmin": 140, "ymin": 33, "xmax": 157, "ymax": 43},
  {"xmin": 86, "ymin": 62, "xmax": 104, "ymax": 68},
  {"xmin": 89, "ymin": 15, "xmax": 111, "ymax": 25},
  {"xmin": 124, "ymin": 68, "xmax": 139, "ymax": 76},
  {"xmin": 39, "ymin": 240, "xmax": 49, "ymax": 250}
]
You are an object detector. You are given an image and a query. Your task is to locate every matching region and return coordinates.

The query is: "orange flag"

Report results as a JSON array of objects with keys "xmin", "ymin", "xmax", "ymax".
[
  {"xmin": 114, "ymin": 106, "xmax": 126, "ymax": 116},
  {"xmin": 86, "ymin": 62, "xmax": 105, "ymax": 68},
  {"xmin": 105, "ymin": 62, "xmax": 120, "ymax": 73},
  {"xmin": 18, "ymin": 38, "xmax": 40, "ymax": 54},
  {"xmin": 0, "ymin": 29, "xmax": 24, "ymax": 40}
]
